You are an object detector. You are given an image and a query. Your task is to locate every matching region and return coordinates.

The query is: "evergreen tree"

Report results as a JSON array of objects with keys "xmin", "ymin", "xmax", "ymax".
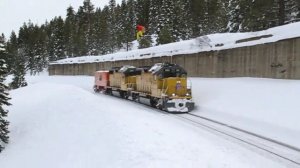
[
  {"xmin": 148, "ymin": 0, "xmax": 163, "ymax": 34},
  {"xmin": 32, "ymin": 25, "xmax": 48, "ymax": 73},
  {"xmin": 17, "ymin": 21, "xmax": 48, "ymax": 74},
  {"xmin": 48, "ymin": 17, "xmax": 66, "ymax": 61},
  {"xmin": 92, "ymin": 7, "xmax": 111, "ymax": 55},
  {"xmin": 6, "ymin": 31, "xmax": 28, "ymax": 89},
  {"xmin": 242, "ymin": 0, "xmax": 275, "ymax": 31},
  {"xmin": 107, "ymin": 0, "xmax": 119, "ymax": 53},
  {"xmin": 206, "ymin": 0, "xmax": 228, "ymax": 34},
  {"xmin": 157, "ymin": 25, "xmax": 173, "ymax": 44},
  {"xmin": 156, "ymin": 0, "xmax": 176, "ymax": 45},
  {"xmin": 17, "ymin": 23, "xmax": 30, "ymax": 72},
  {"xmin": 74, "ymin": 0, "xmax": 95, "ymax": 56},
  {"xmin": 82, "ymin": 0, "xmax": 95, "ymax": 55},
  {"xmin": 284, "ymin": 0, "xmax": 300, "ymax": 23},
  {"xmin": 173, "ymin": 0, "xmax": 193, "ymax": 39},
  {"xmin": 138, "ymin": 35, "xmax": 152, "ymax": 49},
  {"xmin": 227, "ymin": 0, "xmax": 245, "ymax": 32},
  {"xmin": 0, "ymin": 36, "xmax": 10, "ymax": 152},
  {"xmin": 136, "ymin": 0, "xmax": 150, "ymax": 27},
  {"xmin": 0, "ymin": 34, "xmax": 8, "ymax": 62},
  {"xmin": 118, "ymin": 0, "xmax": 137, "ymax": 50},
  {"xmin": 3, "ymin": 32, "xmax": 16, "ymax": 73},
  {"xmin": 5, "ymin": 32, "xmax": 16, "ymax": 73},
  {"xmin": 9, "ymin": 55, "xmax": 27, "ymax": 89},
  {"xmin": 64, "ymin": 6, "xmax": 77, "ymax": 57}
]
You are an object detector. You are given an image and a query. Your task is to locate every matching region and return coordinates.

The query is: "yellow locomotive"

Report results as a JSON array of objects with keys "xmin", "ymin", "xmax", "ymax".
[{"xmin": 94, "ymin": 63, "xmax": 195, "ymax": 113}]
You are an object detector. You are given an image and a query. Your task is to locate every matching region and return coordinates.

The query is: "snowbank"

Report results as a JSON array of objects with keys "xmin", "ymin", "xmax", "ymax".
[{"xmin": 191, "ymin": 77, "xmax": 300, "ymax": 148}]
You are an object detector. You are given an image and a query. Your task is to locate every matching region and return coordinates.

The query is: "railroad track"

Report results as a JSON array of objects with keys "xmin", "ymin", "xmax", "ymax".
[
  {"xmin": 174, "ymin": 113, "xmax": 300, "ymax": 167},
  {"xmin": 94, "ymin": 92, "xmax": 300, "ymax": 166}
]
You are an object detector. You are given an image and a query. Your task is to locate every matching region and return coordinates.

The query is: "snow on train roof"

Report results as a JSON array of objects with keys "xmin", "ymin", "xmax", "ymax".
[{"xmin": 51, "ymin": 22, "xmax": 300, "ymax": 65}]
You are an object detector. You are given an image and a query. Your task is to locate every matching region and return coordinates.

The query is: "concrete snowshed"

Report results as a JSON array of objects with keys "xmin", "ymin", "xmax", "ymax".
[{"xmin": 49, "ymin": 37, "xmax": 300, "ymax": 79}]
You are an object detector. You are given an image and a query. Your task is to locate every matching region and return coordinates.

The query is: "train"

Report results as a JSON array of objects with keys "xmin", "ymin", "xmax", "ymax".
[{"xmin": 93, "ymin": 62, "xmax": 195, "ymax": 113}]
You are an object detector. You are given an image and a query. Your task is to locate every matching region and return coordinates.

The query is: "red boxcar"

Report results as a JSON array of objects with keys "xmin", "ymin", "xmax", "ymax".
[{"xmin": 93, "ymin": 71, "xmax": 110, "ymax": 92}]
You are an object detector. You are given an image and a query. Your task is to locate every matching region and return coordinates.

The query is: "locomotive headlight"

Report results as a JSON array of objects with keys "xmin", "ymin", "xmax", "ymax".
[
  {"xmin": 172, "ymin": 93, "xmax": 176, "ymax": 97},
  {"xmin": 186, "ymin": 93, "xmax": 190, "ymax": 96}
]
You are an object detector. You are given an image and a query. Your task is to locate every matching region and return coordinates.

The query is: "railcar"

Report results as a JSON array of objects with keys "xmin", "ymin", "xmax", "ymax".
[{"xmin": 93, "ymin": 63, "xmax": 195, "ymax": 113}]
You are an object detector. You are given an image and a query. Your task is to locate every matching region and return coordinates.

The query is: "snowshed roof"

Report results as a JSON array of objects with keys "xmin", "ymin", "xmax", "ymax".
[{"xmin": 51, "ymin": 22, "xmax": 300, "ymax": 65}]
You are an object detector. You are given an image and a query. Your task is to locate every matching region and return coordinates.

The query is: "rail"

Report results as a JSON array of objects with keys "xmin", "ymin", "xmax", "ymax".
[{"xmin": 174, "ymin": 113, "xmax": 300, "ymax": 167}]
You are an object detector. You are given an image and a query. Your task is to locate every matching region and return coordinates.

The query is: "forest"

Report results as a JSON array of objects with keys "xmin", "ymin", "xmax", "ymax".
[{"xmin": 0, "ymin": 0, "xmax": 300, "ymax": 87}]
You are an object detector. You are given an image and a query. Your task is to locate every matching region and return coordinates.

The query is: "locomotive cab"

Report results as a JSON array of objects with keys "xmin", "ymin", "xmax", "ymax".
[{"xmin": 149, "ymin": 63, "xmax": 194, "ymax": 112}]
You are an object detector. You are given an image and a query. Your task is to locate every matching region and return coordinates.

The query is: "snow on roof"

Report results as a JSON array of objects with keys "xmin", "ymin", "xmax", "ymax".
[
  {"xmin": 149, "ymin": 63, "xmax": 163, "ymax": 74},
  {"xmin": 51, "ymin": 22, "xmax": 300, "ymax": 65},
  {"xmin": 119, "ymin": 65, "xmax": 136, "ymax": 73}
]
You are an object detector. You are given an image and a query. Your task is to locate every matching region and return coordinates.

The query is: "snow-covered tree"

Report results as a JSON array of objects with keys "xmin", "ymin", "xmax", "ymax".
[
  {"xmin": 6, "ymin": 31, "xmax": 27, "ymax": 89},
  {"xmin": 148, "ymin": 0, "xmax": 163, "ymax": 35},
  {"xmin": 9, "ymin": 58, "xmax": 27, "ymax": 90},
  {"xmin": 91, "ymin": 7, "xmax": 111, "ymax": 55},
  {"xmin": 64, "ymin": 6, "xmax": 76, "ymax": 57},
  {"xmin": 226, "ymin": 0, "xmax": 245, "ymax": 32},
  {"xmin": 48, "ymin": 17, "xmax": 66, "ymax": 61},
  {"xmin": 172, "ymin": 0, "xmax": 193, "ymax": 40},
  {"xmin": 117, "ymin": 0, "xmax": 137, "ymax": 50},
  {"xmin": 0, "ymin": 36, "xmax": 10, "ymax": 152},
  {"xmin": 156, "ymin": 0, "xmax": 176, "ymax": 44},
  {"xmin": 107, "ymin": 0, "xmax": 119, "ymax": 52},
  {"xmin": 285, "ymin": 0, "xmax": 300, "ymax": 23}
]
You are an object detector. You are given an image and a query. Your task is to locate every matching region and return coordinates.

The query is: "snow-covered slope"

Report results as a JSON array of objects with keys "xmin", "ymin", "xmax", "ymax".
[
  {"xmin": 0, "ymin": 74, "xmax": 299, "ymax": 168},
  {"xmin": 53, "ymin": 22, "xmax": 300, "ymax": 65},
  {"xmin": 191, "ymin": 78, "xmax": 300, "ymax": 148}
]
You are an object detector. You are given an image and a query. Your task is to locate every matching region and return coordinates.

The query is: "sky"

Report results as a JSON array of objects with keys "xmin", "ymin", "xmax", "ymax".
[{"xmin": 0, "ymin": 0, "xmax": 121, "ymax": 37}]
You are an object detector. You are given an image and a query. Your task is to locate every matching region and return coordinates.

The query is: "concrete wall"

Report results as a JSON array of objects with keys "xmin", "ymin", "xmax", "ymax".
[{"xmin": 49, "ymin": 37, "xmax": 300, "ymax": 79}]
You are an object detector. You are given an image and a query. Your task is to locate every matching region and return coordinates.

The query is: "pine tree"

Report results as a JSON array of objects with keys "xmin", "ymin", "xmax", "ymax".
[
  {"xmin": 82, "ymin": 0, "xmax": 95, "ymax": 55},
  {"xmin": 92, "ymin": 7, "xmax": 111, "ymax": 55},
  {"xmin": 190, "ymin": 0, "xmax": 208, "ymax": 36},
  {"xmin": 118, "ymin": 0, "xmax": 137, "ymax": 50},
  {"xmin": 285, "ymin": 0, "xmax": 300, "ymax": 23},
  {"xmin": 246, "ymin": 0, "xmax": 276, "ymax": 31},
  {"xmin": 138, "ymin": 35, "xmax": 152, "ymax": 49},
  {"xmin": 6, "ymin": 32, "xmax": 18, "ymax": 73},
  {"xmin": 74, "ymin": 0, "xmax": 95, "ymax": 56},
  {"xmin": 32, "ymin": 25, "xmax": 48, "ymax": 73},
  {"xmin": 136, "ymin": 0, "xmax": 150, "ymax": 27},
  {"xmin": 9, "ymin": 56, "xmax": 27, "ymax": 89},
  {"xmin": 156, "ymin": 0, "xmax": 176, "ymax": 45},
  {"xmin": 157, "ymin": 25, "xmax": 173, "ymax": 44},
  {"xmin": 0, "ymin": 34, "xmax": 8, "ymax": 62},
  {"xmin": 173, "ymin": 0, "xmax": 193, "ymax": 40},
  {"xmin": 0, "ymin": 36, "xmax": 10, "ymax": 152},
  {"xmin": 6, "ymin": 31, "xmax": 28, "ymax": 89},
  {"xmin": 148, "ymin": 0, "xmax": 163, "ymax": 34},
  {"xmin": 107, "ymin": 0, "xmax": 119, "ymax": 53},
  {"xmin": 64, "ymin": 6, "xmax": 77, "ymax": 57},
  {"xmin": 206, "ymin": 0, "xmax": 228, "ymax": 34},
  {"xmin": 227, "ymin": 0, "xmax": 244, "ymax": 32},
  {"xmin": 0, "ymin": 32, "xmax": 14, "ymax": 73},
  {"xmin": 48, "ymin": 17, "xmax": 66, "ymax": 61}
]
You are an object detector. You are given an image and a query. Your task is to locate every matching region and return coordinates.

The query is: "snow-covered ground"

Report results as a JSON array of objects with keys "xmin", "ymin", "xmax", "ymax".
[
  {"xmin": 0, "ymin": 74, "xmax": 299, "ymax": 168},
  {"xmin": 52, "ymin": 22, "xmax": 300, "ymax": 65}
]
